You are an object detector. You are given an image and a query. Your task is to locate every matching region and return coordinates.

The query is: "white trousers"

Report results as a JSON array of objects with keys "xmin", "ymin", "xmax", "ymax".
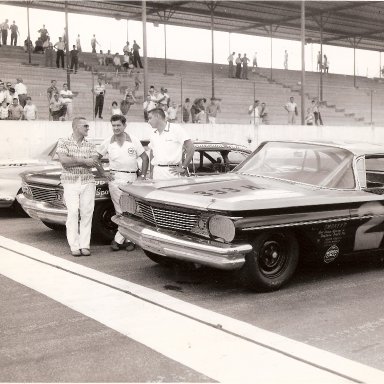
[
  {"xmin": 153, "ymin": 166, "xmax": 181, "ymax": 180},
  {"xmin": 109, "ymin": 172, "xmax": 137, "ymax": 244},
  {"xmin": 63, "ymin": 181, "xmax": 96, "ymax": 251},
  {"xmin": 65, "ymin": 103, "xmax": 73, "ymax": 119}
]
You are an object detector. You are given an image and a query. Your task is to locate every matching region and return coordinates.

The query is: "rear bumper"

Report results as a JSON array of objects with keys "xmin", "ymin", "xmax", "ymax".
[
  {"xmin": 112, "ymin": 214, "xmax": 252, "ymax": 270},
  {"xmin": 16, "ymin": 194, "xmax": 67, "ymax": 224}
]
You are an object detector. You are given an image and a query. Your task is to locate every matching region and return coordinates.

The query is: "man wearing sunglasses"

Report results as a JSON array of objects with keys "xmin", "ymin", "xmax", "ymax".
[{"xmin": 57, "ymin": 117, "xmax": 106, "ymax": 257}]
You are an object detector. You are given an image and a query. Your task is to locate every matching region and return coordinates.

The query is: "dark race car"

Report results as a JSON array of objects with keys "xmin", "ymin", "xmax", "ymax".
[
  {"xmin": 17, "ymin": 141, "xmax": 251, "ymax": 242},
  {"xmin": 112, "ymin": 140, "xmax": 384, "ymax": 291}
]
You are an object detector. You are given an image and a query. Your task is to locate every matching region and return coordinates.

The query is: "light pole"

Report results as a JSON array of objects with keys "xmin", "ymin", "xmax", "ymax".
[{"xmin": 25, "ymin": 0, "xmax": 33, "ymax": 65}]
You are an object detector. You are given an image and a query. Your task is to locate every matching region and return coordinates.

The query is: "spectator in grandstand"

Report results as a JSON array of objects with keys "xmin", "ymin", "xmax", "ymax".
[
  {"xmin": 122, "ymin": 52, "xmax": 130, "ymax": 72},
  {"xmin": 10, "ymin": 21, "xmax": 19, "ymax": 46},
  {"xmin": 50, "ymin": 92, "xmax": 66, "ymax": 121},
  {"xmin": 113, "ymin": 53, "xmax": 122, "ymax": 74},
  {"xmin": 23, "ymin": 97, "xmax": 38, "ymax": 121},
  {"xmin": 242, "ymin": 53, "xmax": 250, "ymax": 80},
  {"xmin": 0, "ymin": 100, "xmax": 9, "ymax": 120},
  {"xmin": 227, "ymin": 51, "xmax": 235, "ymax": 78},
  {"xmin": 0, "ymin": 82, "xmax": 6, "ymax": 104},
  {"xmin": 110, "ymin": 101, "xmax": 122, "ymax": 116},
  {"xmin": 8, "ymin": 98, "xmax": 24, "ymax": 120},
  {"xmin": 123, "ymin": 41, "xmax": 130, "ymax": 54},
  {"xmin": 15, "ymin": 78, "xmax": 27, "ymax": 107},
  {"xmin": 133, "ymin": 71, "xmax": 141, "ymax": 95},
  {"xmin": 166, "ymin": 102, "xmax": 180, "ymax": 123},
  {"xmin": 54, "ymin": 37, "xmax": 65, "ymax": 69},
  {"xmin": 0, "ymin": 19, "xmax": 9, "ymax": 46},
  {"xmin": 284, "ymin": 50, "xmax": 288, "ymax": 70},
  {"xmin": 91, "ymin": 34, "xmax": 100, "ymax": 53},
  {"xmin": 147, "ymin": 85, "xmax": 159, "ymax": 111},
  {"xmin": 191, "ymin": 98, "xmax": 206, "ymax": 123},
  {"xmin": 317, "ymin": 51, "xmax": 322, "ymax": 71},
  {"xmin": 120, "ymin": 90, "xmax": 137, "ymax": 116},
  {"xmin": 311, "ymin": 98, "xmax": 323, "ymax": 126},
  {"xmin": 23, "ymin": 37, "xmax": 33, "ymax": 53},
  {"xmin": 70, "ymin": 45, "xmax": 79, "ymax": 73},
  {"xmin": 158, "ymin": 87, "xmax": 170, "ymax": 110},
  {"xmin": 323, "ymin": 54, "xmax": 329, "ymax": 73},
  {"xmin": 47, "ymin": 80, "xmax": 58, "ymax": 103},
  {"xmin": 260, "ymin": 102, "xmax": 269, "ymax": 124},
  {"xmin": 60, "ymin": 83, "xmax": 74, "ymax": 120},
  {"xmin": 42, "ymin": 35, "xmax": 51, "ymax": 51},
  {"xmin": 248, "ymin": 100, "xmax": 260, "ymax": 125},
  {"xmin": 235, "ymin": 53, "xmax": 242, "ymax": 79},
  {"xmin": 76, "ymin": 34, "xmax": 82, "ymax": 52},
  {"xmin": 38, "ymin": 25, "xmax": 49, "ymax": 43},
  {"xmin": 105, "ymin": 50, "xmax": 113, "ymax": 66},
  {"xmin": 93, "ymin": 78, "xmax": 106, "ymax": 119},
  {"xmin": 252, "ymin": 52, "xmax": 258, "ymax": 70},
  {"xmin": 5, "ymin": 86, "xmax": 18, "ymax": 106},
  {"xmin": 34, "ymin": 37, "xmax": 44, "ymax": 53},
  {"xmin": 206, "ymin": 97, "xmax": 221, "ymax": 123},
  {"xmin": 143, "ymin": 95, "xmax": 151, "ymax": 122},
  {"xmin": 97, "ymin": 50, "xmax": 105, "ymax": 66},
  {"xmin": 182, "ymin": 98, "xmax": 191, "ymax": 123},
  {"xmin": 305, "ymin": 107, "xmax": 314, "ymax": 125},
  {"xmin": 284, "ymin": 96, "xmax": 298, "ymax": 125},
  {"xmin": 148, "ymin": 108, "xmax": 194, "ymax": 180},
  {"xmin": 132, "ymin": 40, "xmax": 143, "ymax": 68}
]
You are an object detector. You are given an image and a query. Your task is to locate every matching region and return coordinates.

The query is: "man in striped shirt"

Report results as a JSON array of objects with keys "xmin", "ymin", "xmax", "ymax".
[{"xmin": 57, "ymin": 117, "xmax": 106, "ymax": 257}]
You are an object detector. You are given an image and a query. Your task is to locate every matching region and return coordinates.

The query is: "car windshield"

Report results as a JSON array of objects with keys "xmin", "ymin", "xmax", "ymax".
[{"xmin": 235, "ymin": 142, "xmax": 356, "ymax": 189}]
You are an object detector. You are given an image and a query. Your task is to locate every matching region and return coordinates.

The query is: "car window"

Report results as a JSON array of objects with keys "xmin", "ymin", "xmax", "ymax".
[{"xmin": 365, "ymin": 156, "xmax": 384, "ymax": 188}]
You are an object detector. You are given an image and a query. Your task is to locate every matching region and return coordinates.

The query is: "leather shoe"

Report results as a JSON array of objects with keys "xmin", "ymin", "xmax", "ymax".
[
  {"xmin": 125, "ymin": 242, "xmax": 135, "ymax": 252},
  {"xmin": 80, "ymin": 248, "xmax": 91, "ymax": 256},
  {"xmin": 110, "ymin": 240, "xmax": 121, "ymax": 251},
  {"xmin": 71, "ymin": 250, "xmax": 81, "ymax": 257}
]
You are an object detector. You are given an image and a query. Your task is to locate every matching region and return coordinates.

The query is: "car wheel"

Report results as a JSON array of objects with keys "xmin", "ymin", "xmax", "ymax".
[
  {"xmin": 91, "ymin": 201, "xmax": 117, "ymax": 243},
  {"xmin": 240, "ymin": 231, "xmax": 299, "ymax": 292},
  {"xmin": 143, "ymin": 250, "xmax": 177, "ymax": 267},
  {"xmin": 13, "ymin": 190, "xmax": 29, "ymax": 217},
  {"xmin": 41, "ymin": 221, "xmax": 65, "ymax": 231}
]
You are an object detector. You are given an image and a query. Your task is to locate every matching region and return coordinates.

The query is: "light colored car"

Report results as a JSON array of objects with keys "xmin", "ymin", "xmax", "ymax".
[{"xmin": 113, "ymin": 140, "xmax": 384, "ymax": 291}]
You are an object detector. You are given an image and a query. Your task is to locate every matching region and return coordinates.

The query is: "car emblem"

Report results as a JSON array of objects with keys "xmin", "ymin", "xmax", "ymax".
[{"xmin": 324, "ymin": 245, "xmax": 339, "ymax": 263}]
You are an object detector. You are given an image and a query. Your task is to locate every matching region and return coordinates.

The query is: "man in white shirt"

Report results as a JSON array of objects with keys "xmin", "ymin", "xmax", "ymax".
[
  {"xmin": 0, "ymin": 19, "xmax": 9, "ymax": 45},
  {"xmin": 248, "ymin": 99, "xmax": 260, "ymax": 125},
  {"xmin": 54, "ymin": 37, "xmax": 65, "ymax": 68},
  {"xmin": 284, "ymin": 96, "xmax": 298, "ymax": 125},
  {"xmin": 14, "ymin": 78, "xmax": 27, "ymax": 107},
  {"xmin": 97, "ymin": 114, "xmax": 149, "ymax": 251},
  {"xmin": 148, "ymin": 108, "xmax": 194, "ymax": 180},
  {"xmin": 93, "ymin": 78, "xmax": 106, "ymax": 119},
  {"xmin": 60, "ymin": 83, "xmax": 73, "ymax": 119},
  {"xmin": 23, "ymin": 97, "xmax": 38, "ymax": 120}
]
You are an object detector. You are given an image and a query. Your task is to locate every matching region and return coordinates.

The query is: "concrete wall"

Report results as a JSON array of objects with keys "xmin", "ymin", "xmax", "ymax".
[{"xmin": 0, "ymin": 120, "xmax": 382, "ymax": 161}]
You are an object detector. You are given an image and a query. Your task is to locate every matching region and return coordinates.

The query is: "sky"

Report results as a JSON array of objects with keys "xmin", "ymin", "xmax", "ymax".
[{"xmin": 0, "ymin": 1, "xmax": 382, "ymax": 78}]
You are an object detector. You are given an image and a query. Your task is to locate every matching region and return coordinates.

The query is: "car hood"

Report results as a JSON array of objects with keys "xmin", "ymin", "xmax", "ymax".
[
  {"xmin": 0, "ymin": 161, "xmax": 56, "ymax": 180},
  {"xmin": 120, "ymin": 173, "xmax": 373, "ymax": 212}
]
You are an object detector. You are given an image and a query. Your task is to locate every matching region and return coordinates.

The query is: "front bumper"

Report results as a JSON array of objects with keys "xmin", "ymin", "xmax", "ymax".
[
  {"xmin": 112, "ymin": 214, "xmax": 253, "ymax": 270},
  {"xmin": 0, "ymin": 196, "xmax": 15, "ymax": 208},
  {"xmin": 16, "ymin": 194, "xmax": 67, "ymax": 224}
]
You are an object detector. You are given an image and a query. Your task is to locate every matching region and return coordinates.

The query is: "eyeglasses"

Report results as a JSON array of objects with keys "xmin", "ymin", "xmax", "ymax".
[{"xmin": 80, "ymin": 124, "xmax": 89, "ymax": 128}]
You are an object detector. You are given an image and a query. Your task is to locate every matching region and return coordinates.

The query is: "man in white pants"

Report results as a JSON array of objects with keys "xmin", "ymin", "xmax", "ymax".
[
  {"xmin": 98, "ymin": 114, "xmax": 149, "ymax": 251},
  {"xmin": 57, "ymin": 117, "xmax": 105, "ymax": 256},
  {"xmin": 148, "ymin": 108, "xmax": 194, "ymax": 180}
]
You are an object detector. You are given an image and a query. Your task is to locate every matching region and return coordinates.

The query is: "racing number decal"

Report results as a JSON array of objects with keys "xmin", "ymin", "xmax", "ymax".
[
  {"xmin": 354, "ymin": 202, "xmax": 384, "ymax": 251},
  {"xmin": 193, "ymin": 185, "xmax": 258, "ymax": 196}
]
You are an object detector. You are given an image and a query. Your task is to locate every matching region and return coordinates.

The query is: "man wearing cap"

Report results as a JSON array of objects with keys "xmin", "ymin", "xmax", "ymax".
[
  {"xmin": 14, "ymin": 78, "xmax": 27, "ymax": 107},
  {"xmin": 8, "ymin": 98, "xmax": 24, "ymax": 120},
  {"xmin": 97, "ymin": 114, "xmax": 149, "ymax": 251},
  {"xmin": 148, "ymin": 108, "xmax": 194, "ymax": 180}
]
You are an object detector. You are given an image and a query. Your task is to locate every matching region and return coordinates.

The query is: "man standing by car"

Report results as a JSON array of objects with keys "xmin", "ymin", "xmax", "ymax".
[
  {"xmin": 148, "ymin": 108, "xmax": 194, "ymax": 180},
  {"xmin": 57, "ymin": 117, "xmax": 105, "ymax": 257},
  {"xmin": 97, "ymin": 114, "xmax": 149, "ymax": 251}
]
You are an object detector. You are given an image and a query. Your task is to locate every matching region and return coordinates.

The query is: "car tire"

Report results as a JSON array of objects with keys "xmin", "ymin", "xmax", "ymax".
[
  {"xmin": 91, "ymin": 201, "xmax": 117, "ymax": 243},
  {"xmin": 240, "ymin": 230, "xmax": 299, "ymax": 292},
  {"xmin": 143, "ymin": 250, "xmax": 177, "ymax": 267},
  {"xmin": 42, "ymin": 221, "xmax": 65, "ymax": 231}
]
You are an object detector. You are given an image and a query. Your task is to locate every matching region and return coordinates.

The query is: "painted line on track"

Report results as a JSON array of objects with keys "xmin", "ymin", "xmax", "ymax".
[{"xmin": 0, "ymin": 235, "xmax": 383, "ymax": 383}]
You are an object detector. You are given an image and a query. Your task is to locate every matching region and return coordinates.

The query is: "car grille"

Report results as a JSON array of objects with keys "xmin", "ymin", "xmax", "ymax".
[
  {"xmin": 28, "ymin": 185, "xmax": 63, "ymax": 204},
  {"xmin": 136, "ymin": 201, "xmax": 199, "ymax": 231}
]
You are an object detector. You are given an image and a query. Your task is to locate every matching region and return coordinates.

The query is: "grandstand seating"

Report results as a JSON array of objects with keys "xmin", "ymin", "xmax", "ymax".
[{"xmin": 0, "ymin": 45, "xmax": 383, "ymax": 126}]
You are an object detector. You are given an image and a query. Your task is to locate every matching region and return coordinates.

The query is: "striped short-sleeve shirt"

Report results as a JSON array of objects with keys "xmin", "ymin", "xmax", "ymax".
[{"xmin": 57, "ymin": 136, "xmax": 97, "ymax": 184}]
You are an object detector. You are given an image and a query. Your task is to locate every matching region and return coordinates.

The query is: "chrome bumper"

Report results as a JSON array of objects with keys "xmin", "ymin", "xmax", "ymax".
[
  {"xmin": 16, "ymin": 194, "xmax": 67, "ymax": 225},
  {"xmin": 0, "ymin": 196, "xmax": 15, "ymax": 208},
  {"xmin": 112, "ymin": 214, "xmax": 253, "ymax": 270}
]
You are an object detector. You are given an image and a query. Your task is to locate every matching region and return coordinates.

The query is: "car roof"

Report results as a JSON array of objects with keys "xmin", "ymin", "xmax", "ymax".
[
  {"xmin": 193, "ymin": 141, "xmax": 251, "ymax": 153},
  {"xmin": 264, "ymin": 140, "xmax": 384, "ymax": 157}
]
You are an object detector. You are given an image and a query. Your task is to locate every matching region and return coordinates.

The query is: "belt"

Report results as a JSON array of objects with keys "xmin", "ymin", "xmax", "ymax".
[
  {"xmin": 157, "ymin": 164, "xmax": 178, "ymax": 167},
  {"xmin": 110, "ymin": 169, "xmax": 137, "ymax": 173}
]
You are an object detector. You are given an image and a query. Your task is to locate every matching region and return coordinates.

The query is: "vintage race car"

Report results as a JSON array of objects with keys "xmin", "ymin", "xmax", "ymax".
[
  {"xmin": 113, "ymin": 140, "xmax": 384, "ymax": 291},
  {"xmin": 17, "ymin": 141, "xmax": 251, "ymax": 243}
]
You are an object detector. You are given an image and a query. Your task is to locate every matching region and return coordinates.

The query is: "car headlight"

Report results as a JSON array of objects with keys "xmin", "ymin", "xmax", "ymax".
[
  {"xmin": 208, "ymin": 215, "xmax": 236, "ymax": 242},
  {"xmin": 120, "ymin": 194, "xmax": 138, "ymax": 215}
]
